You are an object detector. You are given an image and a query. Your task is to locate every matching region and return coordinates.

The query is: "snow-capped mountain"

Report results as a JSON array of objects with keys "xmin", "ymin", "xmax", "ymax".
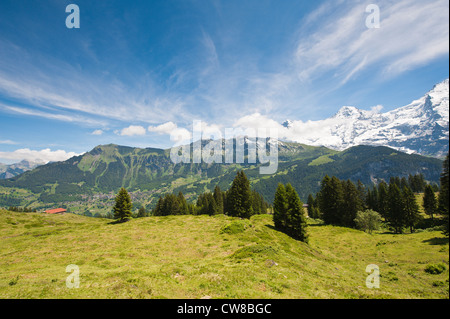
[
  {"xmin": 0, "ymin": 160, "xmax": 45, "ymax": 179},
  {"xmin": 282, "ymin": 79, "xmax": 449, "ymax": 158}
]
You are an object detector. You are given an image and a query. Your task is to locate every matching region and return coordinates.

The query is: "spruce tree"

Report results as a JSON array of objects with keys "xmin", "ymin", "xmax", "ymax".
[
  {"xmin": 285, "ymin": 183, "xmax": 309, "ymax": 243},
  {"xmin": 387, "ymin": 183, "xmax": 405, "ymax": 234},
  {"xmin": 273, "ymin": 183, "xmax": 288, "ymax": 231},
  {"xmin": 113, "ymin": 187, "xmax": 133, "ymax": 222},
  {"xmin": 402, "ymin": 186, "xmax": 421, "ymax": 233},
  {"xmin": 137, "ymin": 207, "xmax": 147, "ymax": 218},
  {"xmin": 357, "ymin": 180, "xmax": 368, "ymax": 209},
  {"xmin": 226, "ymin": 171, "xmax": 253, "ymax": 218},
  {"xmin": 342, "ymin": 180, "xmax": 363, "ymax": 227},
  {"xmin": 318, "ymin": 176, "xmax": 344, "ymax": 225},
  {"xmin": 377, "ymin": 181, "xmax": 389, "ymax": 219},
  {"xmin": 213, "ymin": 185, "xmax": 224, "ymax": 214},
  {"xmin": 423, "ymin": 184, "xmax": 437, "ymax": 222},
  {"xmin": 177, "ymin": 192, "xmax": 188, "ymax": 215},
  {"xmin": 153, "ymin": 197, "xmax": 163, "ymax": 216},
  {"xmin": 438, "ymin": 153, "xmax": 449, "ymax": 236}
]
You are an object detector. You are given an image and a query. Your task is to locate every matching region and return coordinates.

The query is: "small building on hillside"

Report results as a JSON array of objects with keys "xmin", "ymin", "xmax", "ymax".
[{"xmin": 45, "ymin": 208, "xmax": 67, "ymax": 214}]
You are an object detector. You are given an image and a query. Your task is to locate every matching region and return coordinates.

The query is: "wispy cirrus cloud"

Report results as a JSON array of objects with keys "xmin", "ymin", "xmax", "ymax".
[
  {"xmin": 0, "ymin": 35, "xmax": 190, "ymax": 127},
  {"xmin": 0, "ymin": 139, "xmax": 17, "ymax": 145},
  {"xmin": 295, "ymin": 0, "xmax": 449, "ymax": 84},
  {"xmin": 0, "ymin": 103, "xmax": 107, "ymax": 127}
]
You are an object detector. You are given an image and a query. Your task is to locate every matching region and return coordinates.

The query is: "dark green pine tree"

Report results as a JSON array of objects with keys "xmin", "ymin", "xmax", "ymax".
[
  {"xmin": 213, "ymin": 185, "xmax": 224, "ymax": 214},
  {"xmin": 367, "ymin": 186, "xmax": 379, "ymax": 212},
  {"xmin": 273, "ymin": 183, "xmax": 288, "ymax": 231},
  {"xmin": 226, "ymin": 171, "xmax": 253, "ymax": 219},
  {"xmin": 318, "ymin": 175, "xmax": 344, "ymax": 225},
  {"xmin": 377, "ymin": 181, "xmax": 389, "ymax": 219},
  {"xmin": 285, "ymin": 183, "xmax": 309, "ymax": 243},
  {"xmin": 357, "ymin": 180, "xmax": 368, "ymax": 210},
  {"xmin": 387, "ymin": 183, "xmax": 406, "ymax": 234},
  {"xmin": 113, "ymin": 187, "xmax": 133, "ymax": 222},
  {"xmin": 137, "ymin": 206, "xmax": 147, "ymax": 218},
  {"xmin": 438, "ymin": 153, "xmax": 449, "ymax": 236},
  {"xmin": 153, "ymin": 197, "xmax": 164, "ymax": 216},
  {"xmin": 162, "ymin": 194, "xmax": 181, "ymax": 215},
  {"xmin": 341, "ymin": 179, "xmax": 363, "ymax": 227},
  {"xmin": 402, "ymin": 186, "xmax": 421, "ymax": 233},
  {"xmin": 423, "ymin": 184, "xmax": 437, "ymax": 222},
  {"xmin": 177, "ymin": 192, "xmax": 189, "ymax": 215}
]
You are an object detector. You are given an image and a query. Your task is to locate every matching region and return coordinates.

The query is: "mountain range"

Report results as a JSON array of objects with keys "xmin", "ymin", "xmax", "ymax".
[
  {"xmin": 280, "ymin": 78, "xmax": 449, "ymax": 158},
  {"xmin": 0, "ymin": 142, "xmax": 444, "ymax": 215}
]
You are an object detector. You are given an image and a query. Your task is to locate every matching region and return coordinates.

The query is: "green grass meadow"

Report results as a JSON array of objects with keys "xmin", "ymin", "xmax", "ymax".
[{"xmin": 0, "ymin": 210, "xmax": 448, "ymax": 299}]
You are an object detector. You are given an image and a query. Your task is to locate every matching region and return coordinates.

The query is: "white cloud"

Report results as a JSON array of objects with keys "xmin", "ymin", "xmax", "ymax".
[
  {"xmin": 0, "ymin": 139, "xmax": 17, "ymax": 145},
  {"xmin": 119, "ymin": 125, "xmax": 146, "ymax": 136},
  {"xmin": 0, "ymin": 148, "xmax": 81, "ymax": 164},
  {"xmin": 148, "ymin": 121, "xmax": 192, "ymax": 144},
  {"xmin": 91, "ymin": 129, "xmax": 104, "ymax": 135},
  {"xmin": 148, "ymin": 122, "xmax": 178, "ymax": 134}
]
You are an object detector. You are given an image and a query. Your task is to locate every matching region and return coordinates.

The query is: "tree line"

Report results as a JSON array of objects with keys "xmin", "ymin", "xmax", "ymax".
[
  {"xmin": 153, "ymin": 171, "xmax": 270, "ymax": 217},
  {"xmin": 112, "ymin": 171, "xmax": 271, "ymax": 221},
  {"xmin": 6, "ymin": 206, "xmax": 37, "ymax": 213},
  {"xmin": 307, "ymin": 154, "xmax": 449, "ymax": 235}
]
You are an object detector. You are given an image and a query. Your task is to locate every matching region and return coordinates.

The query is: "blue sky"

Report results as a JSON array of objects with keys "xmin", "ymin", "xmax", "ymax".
[{"xmin": 0, "ymin": 0, "xmax": 448, "ymax": 163}]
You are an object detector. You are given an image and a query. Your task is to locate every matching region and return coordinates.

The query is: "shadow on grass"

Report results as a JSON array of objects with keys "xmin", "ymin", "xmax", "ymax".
[
  {"xmin": 107, "ymin": 219, "xmax": 131, "ymax": 225},
  {"xmin": 422, "ymin": 237, "xmax": 449, "ymax": 245}
]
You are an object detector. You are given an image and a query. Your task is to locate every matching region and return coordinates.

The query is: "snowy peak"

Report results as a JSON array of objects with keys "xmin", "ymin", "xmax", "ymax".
[
  {"xmin": 333, "ymin": 106, "xmax": 365, "ymax": 119},
  {"xmin": 280, "ymin": 79, "xmax": 449, "ymax": 158}
]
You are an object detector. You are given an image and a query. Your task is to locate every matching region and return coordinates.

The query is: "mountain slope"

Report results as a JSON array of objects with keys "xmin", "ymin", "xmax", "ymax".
[{"xmin": 282, "ymin": 79, "xmax": 449, "ymax": 158}]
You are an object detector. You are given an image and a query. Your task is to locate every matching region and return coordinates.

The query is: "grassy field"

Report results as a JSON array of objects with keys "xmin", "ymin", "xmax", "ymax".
[{"xmin": 0, "ymin": 210, "xmax": 448, "ymax": 299}]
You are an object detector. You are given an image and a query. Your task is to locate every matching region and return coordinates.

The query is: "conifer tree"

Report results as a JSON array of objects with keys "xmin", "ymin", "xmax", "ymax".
[
  {"xmin": 438, "ymin": 153, "xmax": 449, "ymax": 236},
  {"xmin": 273, "ymin": 183, "xmax": 288, "ymax": 231},
  {"xmin": 367, "ymin": 186, "xmax": 379, "ymax": 212},
  {"xmin": 213, "ymin": 185, "xmax": 224, "ymax": 214},
  {"xmin": 226, "ymin": 171, "xmax": 253, "ymax": 218},
  {"xmin": 423, "ymin": 184, "xmax": 437, "ymax": 222},
  {"xmin": 137, "ymin": 206, "xmax": 147, "ymax": 218},
  {"xmin": 285, "ymin": 183, "xmax": 309, "ymax": 243},
  {"xmin": 177, "ymin": 191, "xmax": 189, "ymax": 215},
  {"xmin": 377, "ymin": 181, "xmax": 389, "ymax": 218},
  {"xmin": 402, "ymin": 186, "xmax": 421, "ymax": 233},
  {"xmin": 318, "ymin": 175, "xmax": 344, "ymax": 225},
  {"xmin": 357, "ymin": 180, "xmax": 368, "ymax": 210},
  {"xmin": 341, "ymin": 179, "xmax": 363, "ymax": 227},
  {"xmin": 113, "ymin": 187, "xmax": 133, "ymax": 222},
  {"xmin": 387, "ymin": 183, "xmax": 405, "ymax": 234},
  {"xmin": 153, "ymin": 197, "xmax": 164, "ymax": 216}
]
